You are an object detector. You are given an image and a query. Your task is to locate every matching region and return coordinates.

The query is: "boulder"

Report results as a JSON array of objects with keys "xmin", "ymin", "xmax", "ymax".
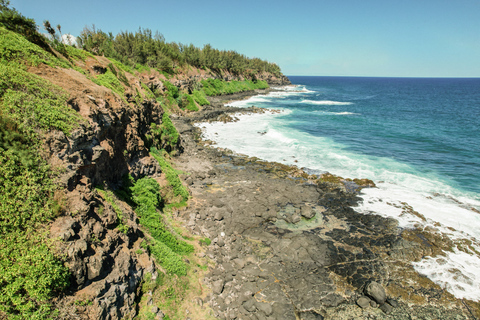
[
  {"xmin": 365, "ymin": 281, "xmax": 387, "ymax": 305},
  {"xmin": 301, "ymin": 206, "xmax": 315, "ymax": 219}
]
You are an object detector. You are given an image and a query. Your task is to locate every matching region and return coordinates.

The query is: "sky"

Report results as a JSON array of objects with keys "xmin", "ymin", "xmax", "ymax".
[{"xmin": 10, "ymin": 0, "xmax": 480, "ymax": 77}]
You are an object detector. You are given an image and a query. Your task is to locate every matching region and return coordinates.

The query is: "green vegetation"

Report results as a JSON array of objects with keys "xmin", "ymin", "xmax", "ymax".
[
  {"xmin": 177, "ymin": 94, "xmax": 199, "ymax": 112},
  {"xmin": 200, "ymin": 78, "xmax": 269, "ymax": 96},
  {"xmin": 141, "ymin": 82, "xmax": 156, "ymax": 100},
  {"xmin": 0, "ymin": 25, "xmax": 69, "ymax": 69},
  {"xmin": 0, "ymin": 13, "xmax": 78, "ymax": 318},
  {"xmin": 200, "ymin": 237, "xmax": 211, "ymax": 246},
  {"xmin": 64, "ymin": 44, "xmax": 93, "ymax": 61},
  {"xmin": 107, "ymin": 62, "xmax": 129, "ymax": 86},
  {"xmin": 150, "ymin": 147, "xmax": 189, "ymax": 204},
  {"xmin": 91, "ymin": 69, "xmax": 125, "ymax": 96},
  {"xmin": 162, "ymin": 80, "xmax": 179, "ymax": 104},
  {"xmin": 77, "ymin": 27, "xmax": 282, "ymax": 77},
  {"xmin": 1, "ymin": 64, "xmax": 80, "ymax": 138},
  {"xmin": 130, "ymin": 177, "xmax": 193, "ymax": 275},
  {"xmin": 192, "ymin": 89, "xmax": 210, "ymax": 106},
  {"xmin": 0, "ymin": 0, "xmax": 52, "ymax": 54},
  {"xmin": 146, "ymin": 113, "xmax": 180, "ymax": 152}
]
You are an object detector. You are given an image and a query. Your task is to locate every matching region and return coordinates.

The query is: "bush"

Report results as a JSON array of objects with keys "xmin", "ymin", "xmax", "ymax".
[
  {"xmin": 92, "ymin": 69, "xmax": 125, "ymax": 96},
  {"xmin": 0, "ymin": 26, "xmax": 69, "ymax": 69},
  {"xmin": 150, "ymin": 147, "xmax": 189, "ymax": 203},
  {"xmin": 177, "ymin": 94, "xmax": 198, "ymax": 111},
  {"xmin": 192, "ymin": 89, "xmax": 210, "ymax": 106},
  {"xmin": 130, "ymin": 177, "xmax": 193, "ymax": 275},
  {"xmin": 162, "ymin": 80, "xmax": 179, "ymax": 100},
  {"xmin": 200, "ymin": 78, "xmax": 269, "ymax": 96},
  {"xmin": 0, "ymin": 64, "xmax": 79, "ymax": 137}
]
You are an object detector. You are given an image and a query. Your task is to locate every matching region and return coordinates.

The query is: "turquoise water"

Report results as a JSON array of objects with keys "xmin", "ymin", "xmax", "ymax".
[
  {"xmin": 198, "ymin": 76, "xmax": 480, "ymax": 300},
  {"xmin": 286, "ymin": 76, "xmax": 480, "ymax": 195}
]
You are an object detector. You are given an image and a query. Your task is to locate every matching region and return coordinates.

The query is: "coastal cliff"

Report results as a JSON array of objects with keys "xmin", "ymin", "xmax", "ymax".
[{"xmin": 1, "ymin": 10, "xmax": 479, "ymax": 320}]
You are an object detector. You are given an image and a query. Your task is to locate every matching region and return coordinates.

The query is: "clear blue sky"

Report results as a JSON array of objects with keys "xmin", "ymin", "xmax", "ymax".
[{"xmin": 11, "ymin": 0, "xmax": 480, "ymax": 77}]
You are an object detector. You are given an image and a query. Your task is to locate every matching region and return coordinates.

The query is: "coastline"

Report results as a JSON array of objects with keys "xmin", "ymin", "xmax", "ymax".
[{"xmin": 170, "ymin": 89, "xmax": 480, "ymax": 319}]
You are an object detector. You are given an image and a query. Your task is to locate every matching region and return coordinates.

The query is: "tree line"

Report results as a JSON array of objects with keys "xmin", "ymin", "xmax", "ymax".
[{"xmin": 77, "ymin": 26, "xmax": 282, "ymax": 77}]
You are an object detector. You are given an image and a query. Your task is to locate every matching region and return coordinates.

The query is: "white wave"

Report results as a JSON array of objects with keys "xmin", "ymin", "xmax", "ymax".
[
  {"xmin": 272, "ymin": 85, "xmax": 314, "ymax": 93},
  {"xmin": 413, "ymin": 249, "xmax": 480, "ymax": 301},
  {"xmin": 314, "ymin": 111, "xmax": 359, "ymax": 116},
  {"xmin": 224, "ymin": 95, "xmax": 270, "ymax": 108},
  {"xmin": 335, "ymin": 112, "xmax": 358, "ymax": 115},
  {"xmin": 302, "ymin": 99, "xmax": 353, "ymax": 105}
]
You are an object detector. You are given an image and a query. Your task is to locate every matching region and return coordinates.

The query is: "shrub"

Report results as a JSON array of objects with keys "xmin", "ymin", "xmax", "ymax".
[
  {"xmin": 130, "ymin": 177, "xmax": 193, "ymax": 275},
  {"xmin": 0, "ymin": 26, "xmax": 69, "ymax": 69},
  {"xmin": 0, "ymin": 59, "xmax": 75, "ymax": 317},
  {"xmin": 200, "ymin": 78, "xmax": 269, "ymax": 96},
  {"xmin": 0, "ymin": 64, "xmax": 80, "ymax": 137},
  {"xmin": 92, "ymin": 69, "xmax": 125, "ymax": 96},
  {"xmin": 192, "ymin": 89, "xmax": 210, "ymax": 106},
  {"xmin": 150, "ymin": 147, "xmax": 189, "ymax": 202},
  {"xmin": 177, "ymin": 94, "xmax": 198, "ymax": 112},
  {"xmin": 162, "ymin": 80, "xmax": 178, "ymax": 99},
  {"xmin": 148, "ymin": 113, "xmax": 179, "ymax": 152}
]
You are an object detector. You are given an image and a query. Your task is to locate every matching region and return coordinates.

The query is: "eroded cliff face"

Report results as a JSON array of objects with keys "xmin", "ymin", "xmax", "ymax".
[{"xmin": 32, "ymin": 56, "xmax": 288, "ymax": 319}]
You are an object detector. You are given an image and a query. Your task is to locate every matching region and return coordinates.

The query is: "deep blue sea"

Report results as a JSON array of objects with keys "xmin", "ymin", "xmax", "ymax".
[{"xmin": 197, "ymin": 76, "xmax": 480, "ymax": 300}]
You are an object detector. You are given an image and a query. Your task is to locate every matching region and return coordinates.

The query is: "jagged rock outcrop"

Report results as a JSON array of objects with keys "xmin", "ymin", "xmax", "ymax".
[
  {"xmin": 38, "ymin": 59, "xmax": 174, "ymax": 319},
  {"xmin": 33, "ymin": 52, "xmax": 294, "ymax": 319}
]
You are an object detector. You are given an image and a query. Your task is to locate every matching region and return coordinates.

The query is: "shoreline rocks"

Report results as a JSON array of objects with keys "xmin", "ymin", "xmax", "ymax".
[{"xmin": 172, "ymin": 90, "xmax": 478, "ymax": 319}]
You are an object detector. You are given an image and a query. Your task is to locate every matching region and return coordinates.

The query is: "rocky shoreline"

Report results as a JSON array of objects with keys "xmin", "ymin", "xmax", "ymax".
[{"xmin": 170, "ymin": 91, "xmax": 479, "ymax": 319}]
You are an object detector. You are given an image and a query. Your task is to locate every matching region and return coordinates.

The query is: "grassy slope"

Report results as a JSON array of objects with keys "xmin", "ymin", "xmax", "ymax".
[{"xmin": 0, "ymin": 26, "xmax": 78, "ymax": 319}]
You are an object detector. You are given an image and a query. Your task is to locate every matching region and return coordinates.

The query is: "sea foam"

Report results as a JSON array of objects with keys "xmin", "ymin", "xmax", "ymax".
[{"xmin": 302, "ymin": 99, "xmax": 353, "ymax": 105}]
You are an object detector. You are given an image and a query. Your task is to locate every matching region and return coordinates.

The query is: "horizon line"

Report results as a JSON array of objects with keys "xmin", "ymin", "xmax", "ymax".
[{"xmin": 286, "ymin": 75, "xmax": 480, "ymax": 79}]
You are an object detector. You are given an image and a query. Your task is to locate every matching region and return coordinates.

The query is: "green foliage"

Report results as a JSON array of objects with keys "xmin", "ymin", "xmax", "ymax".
[
  {"xmin": 0, "ymin": 1, "xmax": 52, "ymax": 53},
  {"xmin": 0, "ymin": 61, "xmax": 74, "ymax": 317},
  {"xmin": 200, "ymin": 78, "xmax": 269, "ymax": 96},
  {"xmin": 150, "ymin": 147, "xmax": 189, "ymax": 202},
  {"xmin": 109, "ymin": 57, "xmax": 135, "ymax": 75},
  {"xmin": 141, "ymin": 82, "xmax": 155, "ymax": 100},
  {"xmin": 92, "ymin": 69, "xmax": 125, "ymax": 96},
  {"xmin": 130, "ymin": 177, "xmax": 193, "ymax": 275},
  {"xmin": 0, "ymin": 64, "xmax": 80, "ymax": 137},
  {"xmin": 107, "ymin": 62, "xmax": 129, "ymax": 86},
  {"xmin": 77, "ymin": 25, "xmax": 115, "ymax": 57},
  {"xmin": 192, "ymin": 89, "xmax": 210, "ymax": 106},
  {"xmin": 147, "ymin": 113, "xmax": 179, "ymax": 152},
  {"xmin": 0, "ymin": 26, "xmax": 69, "ymax": 68},
  {"xmin": 162, "ymin": 80, "xmax": 179, "ymax": 100},
  {"xmin": 0, "ymin": 141, "xmax": 71, "ymax": 318},
  {"xmin": 78, "ymin": 26, "xmax": 283, "ymax": 79},
  {"xmin": 177, "ymin": 94, "xmax": 198, "ymax": 112},
  {"xmin": 64, "ymin": 44, "xmax": 93, "ymax": 62},
  {"xmin": 200, "ymin": 237, "xmax": 211, "ymax": 246}
]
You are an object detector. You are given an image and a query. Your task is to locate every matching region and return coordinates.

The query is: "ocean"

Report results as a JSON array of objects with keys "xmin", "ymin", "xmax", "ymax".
[{"xmin": 196, "ymin": 76, "xmax": 480, "ymax": 301}]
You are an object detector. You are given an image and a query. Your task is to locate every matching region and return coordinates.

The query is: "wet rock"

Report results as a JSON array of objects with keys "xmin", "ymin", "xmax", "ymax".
[{"xmin": 365, "ymin": 281, "xmax": 386, "ymax": 305}]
